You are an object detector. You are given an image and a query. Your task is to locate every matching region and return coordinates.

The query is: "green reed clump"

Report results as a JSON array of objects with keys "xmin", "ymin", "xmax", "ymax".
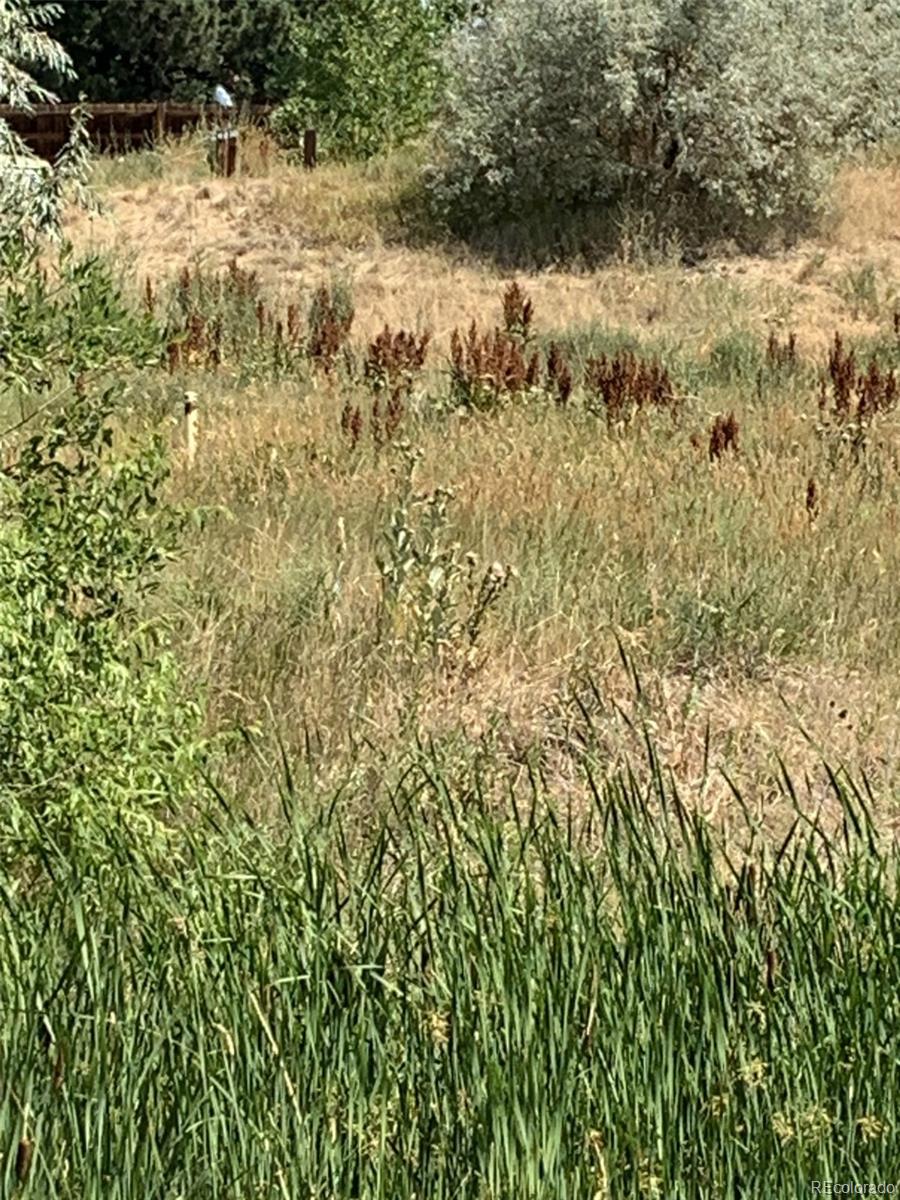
[{"xmin": 0, "ymin": 748, "xmax": 897, "ymax": 1198}]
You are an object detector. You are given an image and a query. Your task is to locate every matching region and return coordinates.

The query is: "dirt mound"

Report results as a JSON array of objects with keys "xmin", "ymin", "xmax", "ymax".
[{"xmin": 66, "ymin": 158, "xmax": 900, "ymax": 352}]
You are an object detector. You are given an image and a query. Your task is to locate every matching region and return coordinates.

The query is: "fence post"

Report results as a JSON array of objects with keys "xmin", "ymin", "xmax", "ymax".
[
  {"xmin": 184, "ymin": 391, "xmax": 198, "ymax": 467},
  {"xmin": 214, "ymin": 129, "xmax": 238, "ymax": 177},
  {"xmin": 154, "ymin": 100, "xmax": 167, "ymax": 144},
  {"xmin": 303, "ymin": 128, "xmax": 317, "ymax": 171}
]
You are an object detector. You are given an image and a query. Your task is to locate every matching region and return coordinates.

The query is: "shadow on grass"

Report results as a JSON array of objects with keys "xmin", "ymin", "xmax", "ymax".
[{"xmin": 385, "ymin": 162, "xmax": 817, "ymax": 273}]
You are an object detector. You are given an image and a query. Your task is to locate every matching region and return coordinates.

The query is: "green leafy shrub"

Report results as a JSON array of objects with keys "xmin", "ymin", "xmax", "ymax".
[
  {"xmin": 429, "ymin": 0, "xmax": 900, "ymax": 247},
  {"xmin": 0, "ymin": 388, "xmax": 207, "ymax": 869},
  {"xmin": 0, "ymin": 244, "xmax": 162, "ymax": 391}
]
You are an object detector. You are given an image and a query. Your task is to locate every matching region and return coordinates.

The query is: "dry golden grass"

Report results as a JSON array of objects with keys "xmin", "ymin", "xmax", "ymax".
[
  {"xmin": 829, "ymin": 155, "xmax": 900, "ymax": 250},
  {"xmin": 69, "ymin": 136, "xmax": 899, "ymax": 355},
  {"xmin": 154, "ymin": 357, "xmax": 900, "ymax": 837},
  {"xmin": 69, "ymin": 134, "xmax": 900, "ymax": 833}
]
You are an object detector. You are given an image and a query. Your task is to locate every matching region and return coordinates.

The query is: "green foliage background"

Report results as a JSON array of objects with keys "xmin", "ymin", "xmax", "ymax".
[
  {"xmin": 271, "ymin": 0, "xmax": 468, "ymax": 159},
  {"xmin": 42, "ymin": 0, "xmax": 477, "ymax": 112},
  {"xmin": 41, "ymin": 0, "xmax": 480, "ymax": 158},
  {"xmin": 42, "ymin": 0, "xmax": 302, "ymax": 102}
]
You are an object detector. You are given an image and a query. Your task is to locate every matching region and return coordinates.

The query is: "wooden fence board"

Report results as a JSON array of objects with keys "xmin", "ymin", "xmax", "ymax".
[{"xmin": 0, "ymin": 102, "xmax": 272, "ymax": 160}]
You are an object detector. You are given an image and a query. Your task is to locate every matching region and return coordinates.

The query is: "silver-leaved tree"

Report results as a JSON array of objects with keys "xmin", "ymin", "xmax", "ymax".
[
  {"xmin": 429, "ymin": 0, "xmax": 900, "ymax": 246},
  {"xmin": 0, "ymin": 0, "xmax": 92, "ymax": 253}
]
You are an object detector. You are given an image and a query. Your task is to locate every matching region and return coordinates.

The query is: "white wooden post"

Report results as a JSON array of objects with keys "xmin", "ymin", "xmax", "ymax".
[{"xmin": 184, "ymin": 390, "xmax": 198, "ymax": 467}]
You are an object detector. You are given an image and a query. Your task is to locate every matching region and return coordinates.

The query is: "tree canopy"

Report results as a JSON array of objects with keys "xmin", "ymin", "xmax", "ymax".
[
  {"xmin": 42, "ymin": 0, "xmax": 305, "ymax": 103},
  {"xmin": 40, "ymin": 0, "xmax": 481, "ymax": 106}
]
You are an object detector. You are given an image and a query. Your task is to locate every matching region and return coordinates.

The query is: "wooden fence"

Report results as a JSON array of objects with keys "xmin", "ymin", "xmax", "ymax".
[{"xmin": 0, "ymin": 102, "xmax": 273, "ymax": 161}]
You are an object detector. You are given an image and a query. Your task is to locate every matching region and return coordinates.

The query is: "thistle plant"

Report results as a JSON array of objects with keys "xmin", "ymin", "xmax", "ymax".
[{"xmin": 376, "ymin": 445, "xmax": 514, "ymax": 666}]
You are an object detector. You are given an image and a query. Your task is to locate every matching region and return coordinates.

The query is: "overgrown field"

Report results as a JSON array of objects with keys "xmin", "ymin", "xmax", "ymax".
[{"xmin": 2, "ymin": 137, "xmax": 900, "ymax": 1194}]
